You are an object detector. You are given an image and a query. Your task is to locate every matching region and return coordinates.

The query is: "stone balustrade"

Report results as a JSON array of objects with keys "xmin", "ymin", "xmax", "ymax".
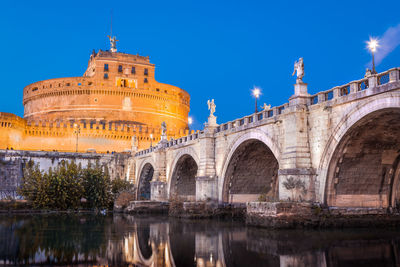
[{"xmin": 135, "ymin": 67, "xmax": 400, "ymax": 158}]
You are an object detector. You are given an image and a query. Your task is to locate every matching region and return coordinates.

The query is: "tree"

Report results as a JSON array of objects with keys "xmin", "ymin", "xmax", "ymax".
[{"xmin": 82, "ymin": 163, "xmax": 112, "ymax": 209}]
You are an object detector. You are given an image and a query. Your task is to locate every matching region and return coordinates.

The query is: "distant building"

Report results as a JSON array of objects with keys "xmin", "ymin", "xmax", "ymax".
[{"xmin": 0, "ymin": 38, "xmax": 190, "ymax": 153}]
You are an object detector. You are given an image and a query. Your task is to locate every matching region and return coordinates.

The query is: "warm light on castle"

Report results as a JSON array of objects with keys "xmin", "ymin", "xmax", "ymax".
[{"xmin": 0, "ymin": 38, "xmax": 190, "ymax": 153}]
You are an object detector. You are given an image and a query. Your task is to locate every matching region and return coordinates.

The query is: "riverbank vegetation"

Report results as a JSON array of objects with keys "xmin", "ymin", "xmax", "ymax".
[{"xmin": 17, "ymin": 160, "xmax": 132, "ymax": 210}]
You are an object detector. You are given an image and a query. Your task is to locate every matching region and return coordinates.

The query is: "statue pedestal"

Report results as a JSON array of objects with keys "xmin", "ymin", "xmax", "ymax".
[
  {"xmin": 289, "ymin": 82, "xmax": 309, "ymax": 106},
  {"xmin": 205, "ymin": 115, "xmax": 218, "ymax": 128},
  {"xmin": 294, "ymin": 82, "xmax": 308, "ymax": 96}
]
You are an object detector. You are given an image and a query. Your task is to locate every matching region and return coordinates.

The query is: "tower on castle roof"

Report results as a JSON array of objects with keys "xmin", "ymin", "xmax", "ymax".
[{"xmin": 107, "ymin": 35, "xmax": 118, "ymax": 53}]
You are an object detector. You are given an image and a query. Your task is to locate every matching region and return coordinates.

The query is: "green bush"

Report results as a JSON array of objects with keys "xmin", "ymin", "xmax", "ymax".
[
  {"xmin": 111, "ymin": 178, "xmax": 133, "ymax": 197},
  {"xmin": 82, "ymin": 163, "xmax": 112, "ymax": 209},
  {"xmin": 17, "ymin": 160, "xmax": 129, "ymax": 210}
]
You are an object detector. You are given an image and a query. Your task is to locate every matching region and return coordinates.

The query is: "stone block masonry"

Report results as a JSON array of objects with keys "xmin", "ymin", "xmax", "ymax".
[
  {"xmin": 134, "ymin": 67, "xmax": 400, "ymax": 212},
  {"xmin": 0, "ymin": 150, "xmax": 131, "ymax": 199}
]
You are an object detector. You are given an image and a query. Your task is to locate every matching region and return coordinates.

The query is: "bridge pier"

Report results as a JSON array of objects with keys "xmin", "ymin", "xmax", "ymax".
[
  {"xmin": 278, "ymin": 169, "xmax": 315, "ymax": 202},
  {"xmin": 150, "ymin": 141, "xmax": 168, "ymax": 202},
  {"xmin": 196, "ymin": 117, "xmax": 219, "ymax": 201},
  {"xmin": 196, "ymin": 176, "xmax": 218, "ymax": 201},
  {"xmin": 278, "ymin": 82, "xmax": 315, "ymax": 201},
  {"xmin": 150, "ymin": 181, "xmax": 168, "ymax": 201}
]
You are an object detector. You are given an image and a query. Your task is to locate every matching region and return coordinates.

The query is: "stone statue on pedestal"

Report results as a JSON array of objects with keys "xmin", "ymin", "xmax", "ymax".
[
  {"xmin": 291, "ymin": 58, "xmax": 309, "ymax": 98},
  {"xmin": 206, "ymin": 99, "xmax": 218, "ymax": 127},
  {"xmin": 207, "ymin": 99, "xmax": 216, "ymax": 117},
  {"xmin": 292, "ymin": 57, "xmax": 304, "ymax": 83},
  {"xmin": 131, "ymin": 136, "xmax": 137, "ymax": 153},
  {"xmin": 364, "ymin": 68, "xmax": 372, "ymax": 78},
  {"xmin": 161, "ymin": 121, "xmax": 167, "ymax": 141},
  {"xmin": 261, "ymin": 103, "xmax": 271, "ymax": 111},
  {"xmin": 107, "ymin": 35, "xmax": 119, "ymax": 52}
]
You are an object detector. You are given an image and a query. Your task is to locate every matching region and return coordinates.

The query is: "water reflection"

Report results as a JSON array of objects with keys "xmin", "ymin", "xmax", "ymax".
[{"xmin": 0, "ymin": 214, "xmax": 399, "ymax": 266}]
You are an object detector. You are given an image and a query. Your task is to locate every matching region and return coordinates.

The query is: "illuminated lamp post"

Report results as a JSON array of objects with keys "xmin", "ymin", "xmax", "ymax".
[
  {"xmin": 73, "ymin": 123, "xmax": 80, "ymax": 153},
  {"xmin": 252, "ymin": 87, "xmax": 261, "ymax": 113},
  {"xmin": 367, "ymin": 37, "xmax": 379, "ymax": 74},
  {"xmin": 188, "ymin": 116, "xmax": 193, "ymax": 131}
]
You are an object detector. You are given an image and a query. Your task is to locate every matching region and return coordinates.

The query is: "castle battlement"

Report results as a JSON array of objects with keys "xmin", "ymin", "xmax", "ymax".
[{"xmin": 1, "ymin": 41, "xmax": 190, "ymax": 153}]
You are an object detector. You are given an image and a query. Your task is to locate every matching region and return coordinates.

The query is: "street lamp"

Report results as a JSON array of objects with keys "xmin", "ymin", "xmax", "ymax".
[
  {"xmin": 367, "ymin": 37, "xmax": 379, "ymax": 74},
  {"xmin": 252, "ymin": 87, "xmax": 261, "ymax": 113},
  {"xmin": 188, "ymin": 116, "xmax": 193, "ymax": 131},
  {"xmin": 150, "ymin": 133, "xmax": 153, "ymax": 147},
  {"xmin": 73, "ymin": 123, "xmax": 80, "ymax": 153}
]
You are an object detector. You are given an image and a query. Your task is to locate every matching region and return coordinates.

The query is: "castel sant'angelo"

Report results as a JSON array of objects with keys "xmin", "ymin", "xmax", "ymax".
[{"xmin": 0, "ymin": 36, "xmax": 190, "ymax": 153}]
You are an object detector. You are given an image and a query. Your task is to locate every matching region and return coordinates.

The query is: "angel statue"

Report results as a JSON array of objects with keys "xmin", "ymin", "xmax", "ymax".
[
  {"xmin": 207, "ymin": 99, "xmax": 216, "ymax": 117},
  {"xmin": 292, "ymin": 57, "xmax": 304, "ymax": 82},
  {"xmin": 161, "ymin": 121, "xmax": 167, "ymax": 136},
  {"xmin": 261, "ymin": 103, "xmax": 271, "ymax": 111},
  {"xmin": 131, "ymin": 136, "xmax": 137, "ymax": 152},
  {"xmin": 107, "ymin": 35, "xmax": 119, "ymax": 52}
]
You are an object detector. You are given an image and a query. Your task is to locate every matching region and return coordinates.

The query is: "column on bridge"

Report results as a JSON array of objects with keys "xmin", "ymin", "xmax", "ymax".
[
  {"xmin": 196, "ymin": 115, "xmax": 219, "ymax": 201},
  {"xmin": 150, "ymin": 140, "xmax": 169, "ymax": 201},
  {"xmin": 278, "ymin": 80, "xmax": 315, "ymax": 202}
]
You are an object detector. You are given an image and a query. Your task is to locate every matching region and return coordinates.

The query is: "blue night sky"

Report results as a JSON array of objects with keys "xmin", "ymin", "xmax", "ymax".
[{"xmin": 1, "ymin": 0, "xmax": 400, "ymax": 130}]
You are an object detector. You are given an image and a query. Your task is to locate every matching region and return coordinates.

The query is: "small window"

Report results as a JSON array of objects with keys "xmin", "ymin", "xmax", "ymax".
[
  {"xmin": 32, "ymin": 87, "xmax": 38, "ymax": 92},
  {"xmin": 312, "ymin": 96, "xmax": 318, "ymax": 105},
  {"xmin": 340, "ymin": 86, "xmax": 350, "ymax": 96},
  {"xmin": 131, "ymin": 67, "xmax": 136, "ymax": 74},
  {"xmin": 104, "ymin": 73, "xmax": 109, "ymax": 79},
  {"xmin": 66, "ymin": 83, "xmax": 70, "ymax": 86},
  {"xmin": 118, "ymin": 65, "xmax": 123, "ymax": 72},
  {"xmin": 325, "ymin": 91, "xmax": 333, "ymax": 100},
  {"xmin": 144, "ymin": 78, "xmax": 148, "ymax": 83},
  {"xmin": 258, "ymin": 113, "xmax": 263, "ymax": 120},
  {"xmin": 144, "ymin": 68, "xmax": 148, "ymax": 76},
  {"xmin": 278, "ymin": 106, "xmax": 285, "ymax": 114},
  {"xmin": 156, "ymin": 88, "xmax": 160, "ymax": 92},
  {"xmin": 358, "ymin": 80, "xmax": 369, "ymax": 91},
  {"xmin": 268, "ymin": 110, "xmax": 274, "ymax": 117},
  {"xmin": 104, "ymin": 64, "xmax": 109, "ymax": 71}
]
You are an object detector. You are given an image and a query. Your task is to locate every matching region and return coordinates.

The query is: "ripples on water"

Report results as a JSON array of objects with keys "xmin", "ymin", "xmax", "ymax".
[{"xmin": 0, "ymin": 214, "xmax": 399, "ymax": 266}]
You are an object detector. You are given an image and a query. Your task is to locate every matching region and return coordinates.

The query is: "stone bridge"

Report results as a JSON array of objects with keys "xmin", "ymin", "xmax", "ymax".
[{"xmin": 133, "ymin": 67, "xmax": 400, "ymax": 209}]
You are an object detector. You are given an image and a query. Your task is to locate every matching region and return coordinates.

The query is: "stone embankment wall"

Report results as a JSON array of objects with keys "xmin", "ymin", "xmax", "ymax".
[{"xmin": 0, "ymin": 150, "xmax": 132, "ymax": 199}]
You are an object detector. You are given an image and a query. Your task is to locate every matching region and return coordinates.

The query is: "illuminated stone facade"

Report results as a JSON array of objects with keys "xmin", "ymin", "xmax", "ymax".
[
  {"xmin": 0, "ymin": 47, "xmax": 190, "ymax": 153},
  {"xmin": 135, "ymin": 67, "xmax": 400, "ymax": 210}
]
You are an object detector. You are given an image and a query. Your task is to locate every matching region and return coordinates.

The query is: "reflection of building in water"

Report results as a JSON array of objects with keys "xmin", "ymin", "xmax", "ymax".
[
  {"xmin": 105, "ymin": 219, "xmax": 175, "ymax": 267},
  {"xmin": 195, "ymin": 233, "xmax": 225, "ymax": 267},
  {"xmin": 2, "ymin": 215, "xmax": 400, "ymax": 266}
]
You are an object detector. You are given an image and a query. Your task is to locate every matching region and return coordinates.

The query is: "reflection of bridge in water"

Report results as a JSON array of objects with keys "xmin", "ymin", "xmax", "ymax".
[
  {"xmin": 104, "ymin": 215, "xmax": 400, "ymax": 267},
  {"xmin": 1, "ymin": 214, "xmax": 400, "ymax": 266}
]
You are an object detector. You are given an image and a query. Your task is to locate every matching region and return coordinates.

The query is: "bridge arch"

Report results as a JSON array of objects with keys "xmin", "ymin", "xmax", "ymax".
[
  {"xmin": 168, "ymin": 149, "xmax": 199, "ymax": 201},
  {"xmin": 219, "ymin": 130, "xmax": 281, "ymax": 203},
  {"xmin": 136, "ymin": 158, "xmax": 155, "ymax": 200},
  {"xmin": 319, "ymin": 93, "xmax": 400, "ymax": 208}
]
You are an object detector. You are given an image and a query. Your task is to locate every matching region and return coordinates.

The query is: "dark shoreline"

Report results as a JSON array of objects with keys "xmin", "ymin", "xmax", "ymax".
[{"xmin": 3, "ymin": 200, "xmax": 400, "ymax": 230}]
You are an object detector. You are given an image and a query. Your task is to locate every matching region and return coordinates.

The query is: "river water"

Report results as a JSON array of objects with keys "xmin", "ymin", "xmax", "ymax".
[{"xmin": 0, "ymin": 214, "xmax": 399, "ymax": 266}]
